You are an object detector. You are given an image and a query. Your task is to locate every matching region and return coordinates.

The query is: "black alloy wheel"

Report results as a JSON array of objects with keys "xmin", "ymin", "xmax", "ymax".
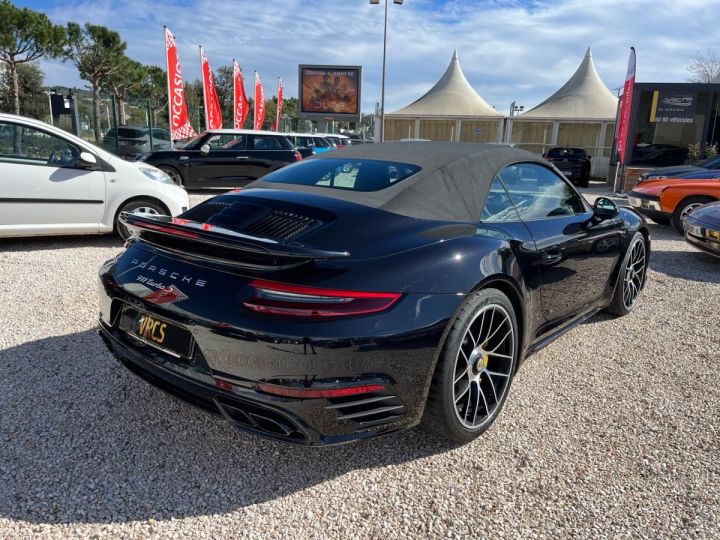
[
  {"xmin": 604, "ymin": 232, "xmax": 647, "ymax": 316},
  {"xmin": 422, "ymin": 288, "xmax": 518, "ymax": 442}
]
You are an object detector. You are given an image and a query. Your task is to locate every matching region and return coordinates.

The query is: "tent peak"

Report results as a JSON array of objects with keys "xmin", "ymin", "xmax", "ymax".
[
  {"xmin": 388, "ymin": 51, "xmax": 501, "ymax": 117},
  {"xmin": 519, "ymin": 47, "xmax": 617, "ymax": 120}
]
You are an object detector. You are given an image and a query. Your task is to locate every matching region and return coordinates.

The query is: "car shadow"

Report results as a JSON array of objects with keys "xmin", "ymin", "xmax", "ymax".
[
  {"xmin": 0, "ymin": 329, "xmax": 457, "ymax": 525},
  {"xmin": 0, "ymin": 234, "xmax": 123, "ymax": 253}
]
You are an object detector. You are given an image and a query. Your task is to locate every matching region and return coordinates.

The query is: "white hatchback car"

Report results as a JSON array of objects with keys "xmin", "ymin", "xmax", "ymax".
[{"xmin": 0, "ymin": 114, "xmax": 189, "ymax": 239}]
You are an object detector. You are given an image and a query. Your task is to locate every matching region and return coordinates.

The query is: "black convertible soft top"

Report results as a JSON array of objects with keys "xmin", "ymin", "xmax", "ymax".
[{"xmin": 249, "ymin": 141, "xmax": 550, "ymax": 222}]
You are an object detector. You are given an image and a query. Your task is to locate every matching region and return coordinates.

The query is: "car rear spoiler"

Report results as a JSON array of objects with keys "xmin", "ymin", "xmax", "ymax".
[{"xmin": 120, "ymin": 213, "xmax": 349, "ymax": 270}]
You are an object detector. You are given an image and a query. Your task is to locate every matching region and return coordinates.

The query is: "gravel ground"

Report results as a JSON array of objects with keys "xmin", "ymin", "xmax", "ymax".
[{"xmin": 0, "ymin": 184, "xmax": 718, "ymax": 539}]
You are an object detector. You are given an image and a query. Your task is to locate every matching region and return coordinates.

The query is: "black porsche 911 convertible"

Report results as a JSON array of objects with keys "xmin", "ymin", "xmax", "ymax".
[{"xmin": 98, "ymin": 142, "xmax": 650, "ymax": 446}]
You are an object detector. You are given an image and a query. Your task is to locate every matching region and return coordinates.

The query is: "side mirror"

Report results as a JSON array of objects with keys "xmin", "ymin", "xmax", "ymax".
[
  {"xmin": 593, "ymin": 197, "xmax": 619, "ymax": 220},
  {"xmin": 200, "ymin": 144, "xmax": 210, "ymax": 155},
  {"xmin": 78, "ymin": 151, "xmax": 99, "ymax": 169},
  {"xmin": 587, "ymin": 155, "xmax": 592, "ymax": 160}
]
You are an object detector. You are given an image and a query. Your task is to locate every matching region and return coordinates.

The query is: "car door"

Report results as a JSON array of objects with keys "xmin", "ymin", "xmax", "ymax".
[
  {"xmin": 242, "ymin": 135, "xmax": 285, "ymax": 181},
  {"xmin": 0, "ymin": 120, "xmax": 106, "ymax": 235},
  {"xmin": 497, "ymin": 162, "xmax": 622, "ymax": 322},
  {"xmin": 186, "ymin": 134, "xmax": 248, "ymax": 187}
]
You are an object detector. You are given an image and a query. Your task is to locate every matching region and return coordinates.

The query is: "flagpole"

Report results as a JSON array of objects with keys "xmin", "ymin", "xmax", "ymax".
[
  {"xmin": 253, "ymin": 71, "xmax": 257, "ymax": 131},
  {"xmin": 200, "ymin": 45, "xmax": 209, "ymax": 132},
  {"xmin": 276, "ymin": 77, "xmax": 281, "ymax": 132},
  {"xmin": 164, "ymin": 26, "xmax": 174, "ymax": 149},
  {"xmin": 232, "ymin": 59, "xmax": 236, "ymax": 129}
]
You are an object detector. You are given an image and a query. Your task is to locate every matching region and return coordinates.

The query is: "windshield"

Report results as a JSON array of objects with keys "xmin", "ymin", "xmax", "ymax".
[
  {"xmin": 547, "ymin": 147, "xmax": 587, "ymax": 158},
  {"xmin": 262, "ymin": 158, "xmax": 421, "ymax": 192}
]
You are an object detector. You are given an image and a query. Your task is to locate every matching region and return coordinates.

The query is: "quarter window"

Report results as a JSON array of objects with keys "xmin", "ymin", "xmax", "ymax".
[
  {"xmin": 497, "ymin": 163, "xmax": 587, "ymax": 220},
  {"xmin": 0, "ymin": 122, "xmax": 81, "ymax": 168},
  {"xmin": 481, "ymin": 177, "xmax": 521, "ymax": 222}
]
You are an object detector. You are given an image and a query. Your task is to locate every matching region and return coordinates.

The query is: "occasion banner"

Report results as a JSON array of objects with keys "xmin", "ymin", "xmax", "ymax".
[
  {"xmin": 164, "ymin": 27, "xmax": 196, "ymax": 141},
  {"xmin": 298, "ymin": 65, "xmax": 361, "ymax": 119},
  {"xmin": 651, "ymin": 91, "xmax": 696, "ymax": 124}
]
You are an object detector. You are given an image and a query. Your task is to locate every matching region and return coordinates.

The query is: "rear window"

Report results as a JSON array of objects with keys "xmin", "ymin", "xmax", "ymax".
[
  {"xmin": 262, "ymin": 158, "xmax": 421, "ymax": 192},
  {"xmin": 546, "ymin": 147, "xmax": 586, "ymax": 158},
  {"xmin": 106, "ymin": 127, "xmax": 147, "ymax": 139}
]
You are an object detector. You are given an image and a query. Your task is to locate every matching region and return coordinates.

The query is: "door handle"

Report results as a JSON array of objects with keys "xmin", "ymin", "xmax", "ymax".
[
  {"xmin": 179, "ymin": 156, "xmax": 189, "ymax": 161},
  {"xmin": 541, "ymin": 248, "xmax": 563, "ymax": 265},
  {"xmin": 236, "ymin": 156, "xmax": 250, "ymax": 159}
]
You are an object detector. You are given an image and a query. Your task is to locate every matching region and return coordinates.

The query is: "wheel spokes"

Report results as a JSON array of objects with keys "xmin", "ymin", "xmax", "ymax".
[{"xmin": 452, "ymin": 303, "xmax": 515, "ymax": 429}]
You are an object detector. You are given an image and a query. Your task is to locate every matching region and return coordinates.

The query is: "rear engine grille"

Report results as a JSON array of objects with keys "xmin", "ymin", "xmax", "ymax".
[
  {"xmin": 215, "ymin": 396, "xmax": 307, "ymax": 441},
  {"xmin": 326, "ymin": 392, "xmax": 406, "ymax": 427},
  {"xmin": 182, "ymin": 201, "xmax": 321, "ymax": 241},
  {"xmin": 242, "ymin": 210, "xmax": 319, "ymax": 241}
]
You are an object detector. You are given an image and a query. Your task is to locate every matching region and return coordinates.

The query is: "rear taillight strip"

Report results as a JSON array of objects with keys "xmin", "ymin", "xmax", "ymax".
[{"xmin": 244, "ymin": 279, "xmax": 401, "ymax": 317}]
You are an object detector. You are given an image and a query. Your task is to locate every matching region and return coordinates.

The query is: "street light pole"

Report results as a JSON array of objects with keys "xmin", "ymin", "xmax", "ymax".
[{"xmin": 371, "ymin": 0, "xmax": 403, "ymax": 143}]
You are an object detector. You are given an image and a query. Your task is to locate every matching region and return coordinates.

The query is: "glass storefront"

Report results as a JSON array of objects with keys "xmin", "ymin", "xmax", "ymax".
[{"xmin": 629, "ymin": 89, "xmax": 718, "ymax": 166}]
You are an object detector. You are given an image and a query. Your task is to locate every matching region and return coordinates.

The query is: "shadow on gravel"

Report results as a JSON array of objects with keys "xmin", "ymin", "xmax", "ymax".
[
  {"xmin": 0, "ymin": 330, "xmax": 456, "ymax": 525},
  {"xmin": 0, "ymin": 235, "xmax": 123, "ymax": 253},
  {"xmin": 649, "ymin": 248, "xmax": 720, "ymax": 283}
]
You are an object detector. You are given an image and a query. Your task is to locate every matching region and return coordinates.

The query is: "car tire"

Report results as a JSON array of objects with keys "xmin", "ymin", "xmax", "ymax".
[
  {"xmin": 604, "ymin": 232, "xmax": 647, "ymax": 317},
  {"xmin": 159, "ymin": 166, "xmax": 184, "ymax": 187},
  {"xmin": 671, "ymin": 196, "xmax": 714, "ymax": 234},
  {"xmin": 421, "ymin": 288, "xmax": 518, "ymax": 443},
  {"xmin": 115, "ymin": 199, "xmax": 168, "ymax": 241},
  {"xmin": 580, "ymin": 170, "xmax": 590, "ymax": 188}
]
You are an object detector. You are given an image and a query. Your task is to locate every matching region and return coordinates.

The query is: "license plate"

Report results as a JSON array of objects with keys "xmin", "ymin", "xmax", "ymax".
[{"xmin": 118, "ymin": 306, "xmax": 193, "ymax": 358}]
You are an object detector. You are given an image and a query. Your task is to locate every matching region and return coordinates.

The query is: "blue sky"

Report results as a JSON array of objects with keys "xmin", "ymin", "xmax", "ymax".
[{"xmin": 15, "ymin": 0, "xmax": 720, "ymax": 114}]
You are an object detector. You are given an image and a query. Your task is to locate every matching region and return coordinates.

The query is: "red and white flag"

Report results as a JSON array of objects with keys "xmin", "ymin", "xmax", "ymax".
[
  {"xmin": 254, "ymin": 71, "xmax": 265, "ymax": 131},
  {"xmin": 200, "ymin": 46, "xmax": 223, "ymax": 130},
  {"xmin": 164, "ymin": 27, "xmax": 195, "ymax": 141},
  {"xmin": 615, "ymin": 47, "xmax": 636, "ymax": 166},
  {"xmin": 233, "ymin": 60, "xmax": 249, "ymax": 129},
  {"xmin": 271, "ymin": 77, "xmax": 283, "ymax": 131}
]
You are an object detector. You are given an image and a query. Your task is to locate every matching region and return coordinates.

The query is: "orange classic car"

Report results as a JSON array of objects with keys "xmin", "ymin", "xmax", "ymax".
[{"xmin": 628, "ymin": 171, "xmax": 720, "ymax": 233}]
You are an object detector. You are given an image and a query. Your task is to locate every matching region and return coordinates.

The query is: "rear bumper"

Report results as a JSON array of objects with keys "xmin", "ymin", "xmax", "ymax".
[{"xmin": 97, "ymin": 270, "xmax": 457, "ymax": 445}]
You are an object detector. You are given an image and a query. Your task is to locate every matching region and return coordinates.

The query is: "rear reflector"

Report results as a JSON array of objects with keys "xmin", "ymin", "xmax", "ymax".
[
  {"xmin": 258, "ymin": 382, "xmax": 385, "ymax": 399},
  {"xmin": 244, "ymin": 279, "xmax": 401, "ymax": 317}
]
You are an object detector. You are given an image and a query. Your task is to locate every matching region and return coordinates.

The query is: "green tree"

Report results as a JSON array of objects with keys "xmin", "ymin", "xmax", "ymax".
[
  {"xmin": 184, "ymin": 79, "xmax": 204, "ymax": 133},
  {"xmin": 64, "ymin": 22, "xmax": 126, "ymax": 141},
  {"xmin": 214, "ymin": 65, "xmax": 233, "ymax": 127},
  {"xmin": 138, "ymin": 65, "xmax": 168, "ymax": 126},
  {"xmin": 101, "ymin": 55, "xmax": 145, "ymax": 124},
  {"xmin": 0, "ymin": 0, "xmax": 65, "ymax": 115},
  {"xmin": 0, "ymin": 61, "xmax": 46, "ymax": 118}
]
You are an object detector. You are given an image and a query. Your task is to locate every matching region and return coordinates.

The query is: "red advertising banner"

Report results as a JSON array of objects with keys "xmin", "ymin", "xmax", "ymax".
[
  {"xmin": 254, "ymin": 71, "xmax": 265, "ymax": 130},
  {"xmin": 272, "ymin": 78, "xmax": 283, "ymax": 131},
  {"xmin": 616, "ymin": 47, "xmax": 636, "ymax": 165},
  {"xmin": 200, "ymin": 46, "xmax": 223, "ymax": 130},
  {"xmin": 233, "ymin": 60, "xmax": 249, "ymax": 129},
  {"xmin": 164, "ymin": 27, "xmax": 196, "ymax": 141}
]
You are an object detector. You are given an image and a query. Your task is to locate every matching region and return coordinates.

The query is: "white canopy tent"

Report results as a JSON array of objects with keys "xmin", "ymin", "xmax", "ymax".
[
  {"xmin": 507, "ymin": 47, "xmax": 619, "ymax": 176},
  {"xmin": 383, "ymin": 51, "xmax": 503, "ymax": 143}
]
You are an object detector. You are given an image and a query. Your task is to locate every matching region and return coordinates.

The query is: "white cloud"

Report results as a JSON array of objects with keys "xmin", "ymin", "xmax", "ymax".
[{"xmin": 25, "ymin": 0, "xmax": 720, "ymax": 114}]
